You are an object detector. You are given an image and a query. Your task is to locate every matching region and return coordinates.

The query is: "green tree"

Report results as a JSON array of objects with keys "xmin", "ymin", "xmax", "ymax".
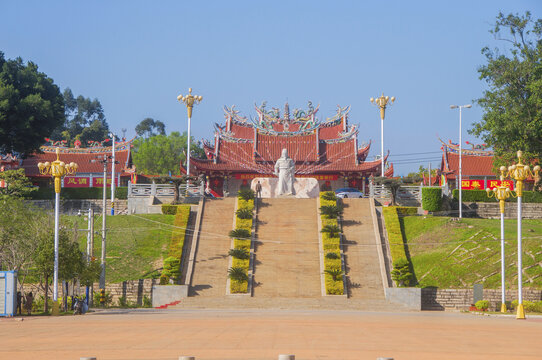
[
  {"xmin": 0, "ymin": 168, "xmax": 36, "ymax": 198},
  {"xmin": 135, "ymin": 117, "xmax": 166, "ymax": 138},
  {"xmin": 33, "ymin": 226, "xmax": 86, "ymax": 312},
  {"xmin": 470, "ymin": 12, "xmax": 542, "ymax": 166},
  {"xmin": 50, "ymin": 88, "xmax": 109, "ymax": 146},
  {"xmin": 0, "ymin": 52, "xmax": 65, "ymax": 154},
  {"xmin": 132, "ymin": 131, "xmax": 204, "ymax": 175}
]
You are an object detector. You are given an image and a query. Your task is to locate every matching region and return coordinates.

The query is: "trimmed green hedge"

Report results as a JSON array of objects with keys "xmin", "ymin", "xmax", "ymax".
[
  {"xmin": 452, "ymin": 189, "xmax": 542, "ymax": 203},
  {"xmin": 319, "ymin": 192, "xmax": 344, "ymax": 295},
  {"xmin": 30, "ymin": 187, "xmax": 128, "ymax": 200},
  {"xmin": 161, "ymin": 205, "xmax": 191, "ymax": 283},
  {"xmin": 382, "ymin": 206, "xmax": 414, "ymax": 287},
  {"xmin": 422, "ymin": 187, "xmax": 442, "ymax": 212},
  {"xmin": 229, "ymin": 197, "xmax": 254, "ymax": 294},
  {"xmin": 161, "ymin": 204, "xmax": 178, "ymax": 215}
]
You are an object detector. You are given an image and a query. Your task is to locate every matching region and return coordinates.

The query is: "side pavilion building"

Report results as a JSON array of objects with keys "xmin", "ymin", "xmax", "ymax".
[{"xmin": 187, "ymin": 102, "xmax": 393, "ymax": 196}]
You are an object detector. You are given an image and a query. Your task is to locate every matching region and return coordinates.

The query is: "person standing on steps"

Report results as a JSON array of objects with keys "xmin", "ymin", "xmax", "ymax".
[{"xmin": 255, "ymin": 181, "xmax": 262, "ymax": 198}]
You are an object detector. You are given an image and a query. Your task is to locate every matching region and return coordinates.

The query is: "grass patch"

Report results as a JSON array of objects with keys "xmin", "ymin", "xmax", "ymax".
[
  {"xmin": 63, "ymin": 214, "xmax": 176, "ymax": 283},
  {"xmin": 402, "ymin": 215, "xmax": 542, "ymax": 289}
]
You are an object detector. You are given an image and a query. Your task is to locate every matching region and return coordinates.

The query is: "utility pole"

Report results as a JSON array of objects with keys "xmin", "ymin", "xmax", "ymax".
[
  {"xmin": 88, "ymin": 207, "xmax": 94, "ymax": 306},
  {"xmin": 428, "ymin": 163, "xmax": 432, "ymax": 186},
  {"xmin": 110, "ymin": 133, "xmax": 116, "ymax": 215},
  {"xmin": 100, "ymin": 155, "xmax": 107, "ymax": 289}
]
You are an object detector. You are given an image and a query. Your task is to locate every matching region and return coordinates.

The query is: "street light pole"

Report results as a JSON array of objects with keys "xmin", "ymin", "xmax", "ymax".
[
  {"xmin": 37, "ymin": 148, "xmax": 78, "ymax": 315},
  {"xmin": 450, "ymin": 104, "xmax": 471, "ymax": 218},
  {"xmin": 506, "ymin": 151, "xmax": 540, "ymax": 319},
  {"xmin": 101, "ymin": 155, "xmax": 107, "ymax": 289},
  {"xmin": 110, "ymin": 134, "xmax": 116, "ymax": 215},
  {"xmin": 370, "ymin": 93, "xmax": 395, "ymax": 177},
  {"xmin": 177, "ymin": 88, "xmax": 203, "ymax": 178},
  {"xmin": 486, "ymin": 166, "xmax": 512, "ymax": 313}
]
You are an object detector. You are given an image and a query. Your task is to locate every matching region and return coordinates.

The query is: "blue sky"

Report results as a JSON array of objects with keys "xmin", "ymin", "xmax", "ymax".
[{"xmin": 1, "ymin": 0, "xmax": 540, "ymax": 175}]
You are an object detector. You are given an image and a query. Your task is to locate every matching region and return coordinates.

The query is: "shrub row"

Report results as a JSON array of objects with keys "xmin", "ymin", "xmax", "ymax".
[
  {"xmin": 452, "ymin": 189, "xmax": 542, "ymax": 203},
  {"xmin": 382, "ymin": 206, "xmax": 414, "ymax": 287},
  {"xmin": 422, "ymin": 187, "xmax": 442, "ymax": 212},
  {"xmin": 229, "ymin": 191, "xmax": 255, "ymax": 293},
  {"xmin": 319, "ymin": 192, "xmax": 344, "ymax": 295},
  {"xmin": 30, "ymin": 187, "xmax": 128, "ymax": 200},
  {"xmin": 160, "ymin": 205, "xmax": 191, "ymax": 284}
]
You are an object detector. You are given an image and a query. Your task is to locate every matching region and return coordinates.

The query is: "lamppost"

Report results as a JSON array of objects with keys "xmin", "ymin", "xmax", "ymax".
[
  {"xmin": 110, "ymin": 132, "xmax": 116, "ymax": 215},
  {"xmin": 370, "ymin": 93, "xmax": 395, "ymax": 178},
  {"xmin": 177, "ymin": 88, "xmax": 203, "ymax": 178},
  {"xmin": 506, "ymin": 150, "xmax": 540, "ymax": 319},
  {"xmin": 91, "ymin": 154, "xmax": 118, "ymax": 291},
  {"xmin": 450, "ymin": 104, "xmax": 471, "ymax": 218},
  {"xmin": 37, "ymin": 148, "xmax": 78, "ymax": 314},
  {"xmin": 486, "ymin": 166, "xmax": 512, "ymax": 313}
]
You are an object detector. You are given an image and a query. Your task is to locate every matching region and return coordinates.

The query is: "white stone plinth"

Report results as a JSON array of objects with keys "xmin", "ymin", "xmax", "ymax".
[{"xmin": 251, "ymin": 177, "xmax": 319, "ymax": 198}]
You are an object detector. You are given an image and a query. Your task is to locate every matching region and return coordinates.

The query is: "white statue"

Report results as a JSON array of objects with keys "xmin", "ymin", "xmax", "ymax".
[{"xmin": 274, "ymin": 148, "xmax": 295, "ymax": 195}]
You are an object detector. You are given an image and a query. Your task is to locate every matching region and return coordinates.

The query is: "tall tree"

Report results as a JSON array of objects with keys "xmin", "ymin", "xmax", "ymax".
[
  {"xmin": 135, "ymin": 117, "xmax": 166, "ymax": 138},
  {"xmin": 470, "ymin": 12, "xmax": 542, "ymax": 165},
  {"xmin": 132, "ymin": 131, "xmax": 204, "ymax": 175},
  {"xmin": 0, "ymin": 168, "xmax": 36, "ymax": 199},
  {"xmin": 50, "ymin": 88, "xmax": 109, "ymax": 146},
  {"xmin": 0, "ymin": 52, "xmax": 65, "ymax": 154}
]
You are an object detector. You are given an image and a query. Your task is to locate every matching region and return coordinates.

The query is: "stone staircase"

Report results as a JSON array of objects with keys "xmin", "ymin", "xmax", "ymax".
[
  {"xmin": 252, "ymin": 198, "xmax": 321, "ymax": 298},
  {"xmin": 341, "ymin": 198, "xmax": 386, "ymax": 299},
  {"xmin": 169, "ymin": 197, "xmax": 409, "ymax": 312},
  {"xmin": 188, "ymin": 198, "xmax": 236, "ymax": 297}
]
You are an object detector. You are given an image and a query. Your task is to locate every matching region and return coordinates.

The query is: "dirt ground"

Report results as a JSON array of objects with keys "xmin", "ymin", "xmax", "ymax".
[{"xmin": 1, "ymin": 308, "xmax": 541, "ymax": 360}]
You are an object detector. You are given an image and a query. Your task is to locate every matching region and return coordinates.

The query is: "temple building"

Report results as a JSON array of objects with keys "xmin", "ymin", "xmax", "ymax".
[
  {"xmin": 438, "ymin": 139, "xmax": 517, "ymax": 190},
  {"xmin": 18, "ymin": 139, "xmax": 135, "ymax": 189},
  {"xmin": 186, "ymin": 102, "xmax": 393, "ymax": 196}
]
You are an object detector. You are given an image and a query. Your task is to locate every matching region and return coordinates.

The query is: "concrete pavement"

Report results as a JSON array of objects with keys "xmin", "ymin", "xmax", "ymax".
[{"xmin": 2, "ymin": 309, "xmax": 541, "ymax": 360}]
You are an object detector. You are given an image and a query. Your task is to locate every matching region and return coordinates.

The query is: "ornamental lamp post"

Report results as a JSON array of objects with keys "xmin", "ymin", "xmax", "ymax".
[
  {"xmin": 506, "ymin": 150, "xmax": 540, "ymax": 319},
  {"xmin": 370, "ymin": 93, "xmax": 395, "ymax": 178},
  {"xmin": 177, "ymin": 88, "xmax": 203, "ymax": 178},
  {"xmin": 37, "ymin": 147, "xmax": 78, "ymax": 314},
  {"xmin": 485, "ymin": 166, "xmax": 512, "ymax": 313},
  {"xmin": 450, "ymin": 104, "xmax": 472, "ymax": 218}
]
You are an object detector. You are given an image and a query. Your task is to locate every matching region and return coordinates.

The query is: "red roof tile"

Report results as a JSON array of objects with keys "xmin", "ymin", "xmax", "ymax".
[
  {"xmin": 22, "ymin": 148, "xmax": 131, "ymax": 177},
  {"xmin": 444, "ymin": 151, "xmax": 495, "ymax": 177}
]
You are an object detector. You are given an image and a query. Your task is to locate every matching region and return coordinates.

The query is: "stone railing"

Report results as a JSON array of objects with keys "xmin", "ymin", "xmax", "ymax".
[
  {"xmin": 128, "ymin": 183, "xmax": 203, "ymax": 197},
  {"xmin": 369, "ymin": 185, "xmax": 423, "ymax": 203}
]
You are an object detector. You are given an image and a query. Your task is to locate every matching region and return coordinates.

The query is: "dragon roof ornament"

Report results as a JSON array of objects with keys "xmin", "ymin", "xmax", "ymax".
[{"xmin": 439, "ymin": 138, "xmax": 494, "ymax": 156}]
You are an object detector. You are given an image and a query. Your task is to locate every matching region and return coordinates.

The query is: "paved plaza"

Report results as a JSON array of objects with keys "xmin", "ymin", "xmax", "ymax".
[{"xmin": 2, "ymin": 308, "xmax": 542, "ymax": 360}]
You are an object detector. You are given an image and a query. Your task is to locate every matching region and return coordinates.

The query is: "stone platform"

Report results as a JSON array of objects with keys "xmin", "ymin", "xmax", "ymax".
[{"xmin": 250, "ymin": 177, "xmax": 319, "ymax": 198}]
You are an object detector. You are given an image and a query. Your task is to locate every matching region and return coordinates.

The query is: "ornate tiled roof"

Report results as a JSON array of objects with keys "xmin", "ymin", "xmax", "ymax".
[
  {"xmin": 190, "ymin": 103, "xmax": 391, "ymax": 176},
  {"xmin": 440, "ymin": 139, "xmax": 495, "ymax": 177},
  {"xmin": 22, "ymin": 140, "xmax": 134, "ymax": 177}
]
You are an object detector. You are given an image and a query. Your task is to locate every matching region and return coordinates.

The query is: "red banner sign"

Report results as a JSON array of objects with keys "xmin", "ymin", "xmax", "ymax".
[
  {"xmin": 234, "ymin": 173, "xmax": 339, "ymax": 181},
  {"xmin": 461, "ymin": 179, "xmax": 514, "ymax": 190},
  {"xmin": 63, "ymin": 177, "xmax": 118, "ymax": 188},
  {"xmin": 486, "ymin": 179, "xmax": 514, "ymax": 190}
]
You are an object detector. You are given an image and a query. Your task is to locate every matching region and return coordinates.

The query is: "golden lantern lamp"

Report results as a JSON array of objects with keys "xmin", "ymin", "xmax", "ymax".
[{"xmin": 504, "ymin": 150, "xmax": 540, "ymax": 319}]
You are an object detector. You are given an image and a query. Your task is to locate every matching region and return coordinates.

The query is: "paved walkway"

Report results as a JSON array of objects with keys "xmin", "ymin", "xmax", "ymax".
[
  {"xmin": 2, "ymin": 309, "xmax": 542, "ymax": 359},
  {"xmin": 253, "ymin": 198, "xmax": 321, "ymax": 297},
  {"xmin": 341, "ymin": 198, "xmax": 385, "ymax": 299},
  {"xmin": 189, "ymin": 198, "xmax": 236, "ymax": 297}
]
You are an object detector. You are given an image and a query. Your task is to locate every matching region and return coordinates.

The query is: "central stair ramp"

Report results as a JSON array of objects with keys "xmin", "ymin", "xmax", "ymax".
[{"xmin": 252, "ymin": 198, "xmax": 321, "ymax": 298}]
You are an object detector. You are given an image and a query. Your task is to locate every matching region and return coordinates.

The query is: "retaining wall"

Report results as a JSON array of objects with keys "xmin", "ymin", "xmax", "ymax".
[
  {"xmin": 20, "ymin": 278, "xmax": 156, "ymax": 306},
  {"xmin": 464, "ymin": 202, "xmax": 542, "ymax": 219},
  {"xmin": 27, "ymin": 199, "xmax": 128, "ymax": 215},
  {"xmin": 422, "ymin": 288, "xmax": 542, "ymax": 311}
]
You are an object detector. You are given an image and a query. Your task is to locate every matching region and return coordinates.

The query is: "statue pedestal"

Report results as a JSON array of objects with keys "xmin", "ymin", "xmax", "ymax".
[{"xmin": 251, "ymin": 177, "xmax": 320, "ymax": 198}]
